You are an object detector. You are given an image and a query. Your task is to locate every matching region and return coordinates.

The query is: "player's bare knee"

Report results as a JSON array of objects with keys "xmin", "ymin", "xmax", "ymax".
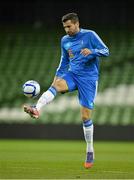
[{"xmin": 53, "ymin": 79, "xmax": 66, "ymax": 92}]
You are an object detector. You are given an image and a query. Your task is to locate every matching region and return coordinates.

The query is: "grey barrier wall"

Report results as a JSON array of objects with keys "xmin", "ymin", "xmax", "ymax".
[{"xmin": 0, "ymin": 124, "xmax": 134, "ymax": 141}]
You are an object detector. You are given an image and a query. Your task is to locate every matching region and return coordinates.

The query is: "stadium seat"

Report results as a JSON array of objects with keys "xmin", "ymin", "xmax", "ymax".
[{"xmin": 0, "ymin": 27, "xmax": 134, "ymax": 125}]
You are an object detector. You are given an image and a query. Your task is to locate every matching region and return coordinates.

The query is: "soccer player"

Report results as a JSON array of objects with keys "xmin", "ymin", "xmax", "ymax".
[{"xmin": 24, "ymin": 12, "xmax": 109, "ymax": 168}]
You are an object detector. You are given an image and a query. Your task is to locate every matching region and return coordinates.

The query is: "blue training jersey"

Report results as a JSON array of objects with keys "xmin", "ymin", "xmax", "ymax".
[{"xmin": 56, "ymin": 28, "xmax": 109, "ymax": 80}]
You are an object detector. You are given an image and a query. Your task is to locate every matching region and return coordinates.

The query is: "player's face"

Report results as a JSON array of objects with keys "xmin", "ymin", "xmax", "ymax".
[{"xmin": 63, "ymin": 20, "xmax": 80, "ymax": 36}]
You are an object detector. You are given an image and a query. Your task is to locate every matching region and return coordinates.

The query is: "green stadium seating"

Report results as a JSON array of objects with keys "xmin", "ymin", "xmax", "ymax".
[{"xmin": 0, "ymin": 27, "xmax": 134, "ymax": 125}]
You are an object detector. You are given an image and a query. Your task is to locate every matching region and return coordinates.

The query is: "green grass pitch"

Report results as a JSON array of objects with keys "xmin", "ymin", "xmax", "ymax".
[{"xmin": 0, "ymin": 140, "xmax": 134, "ymax": 179}]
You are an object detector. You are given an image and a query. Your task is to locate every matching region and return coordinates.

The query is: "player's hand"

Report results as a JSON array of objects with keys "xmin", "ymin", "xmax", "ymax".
[{"xmin": 80, "ymin": 48, "xmax": 92, "ymax": 56}]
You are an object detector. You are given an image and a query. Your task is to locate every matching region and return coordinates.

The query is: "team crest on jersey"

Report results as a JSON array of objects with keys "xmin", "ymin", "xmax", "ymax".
[{"xmin": 68, "ymin": 49, "xmax": 74, "ymax": 58}]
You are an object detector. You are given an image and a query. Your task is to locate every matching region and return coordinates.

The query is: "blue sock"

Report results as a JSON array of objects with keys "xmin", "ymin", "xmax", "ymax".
[
  {"xmin": 83, "ymin": 119, "xmax": 93, "ymax": 127},
  {"xmin": 48, "ymin": 86, "xmax": 57, "ymax": 96}
]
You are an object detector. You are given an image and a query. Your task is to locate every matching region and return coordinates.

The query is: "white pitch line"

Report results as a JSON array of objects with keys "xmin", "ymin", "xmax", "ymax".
[
  {"xmin": 101, "ymin": 170, "xmax": 134, "ymax": 174},
  {"xmin": 9, "ymin": 167, "xmax": 41, "ymax": 170}
]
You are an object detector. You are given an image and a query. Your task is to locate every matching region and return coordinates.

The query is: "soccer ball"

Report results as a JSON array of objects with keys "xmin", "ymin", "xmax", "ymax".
[{"xmin": 23, "ymin": 80, "xmax": 40, "ymax": 98}]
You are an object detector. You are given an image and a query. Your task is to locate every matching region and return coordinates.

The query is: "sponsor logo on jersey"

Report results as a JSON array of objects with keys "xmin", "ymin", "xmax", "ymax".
[{"xmin": 68, "ymin": 49, "xmax": 74, "ymax": 58}]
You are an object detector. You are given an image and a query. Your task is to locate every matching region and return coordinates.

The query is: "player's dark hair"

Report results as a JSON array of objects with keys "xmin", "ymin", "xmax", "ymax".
[{"xmin": 62, "ymin": 13, "xmax": 79, "ymax": 23}]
